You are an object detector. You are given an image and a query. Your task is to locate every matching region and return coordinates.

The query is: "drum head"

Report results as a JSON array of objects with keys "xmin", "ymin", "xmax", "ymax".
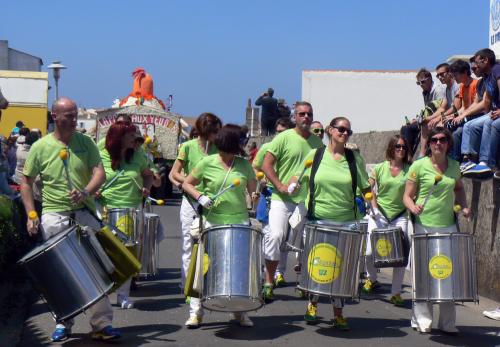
[{"xmin": 18, "ymin": 226, "xmax": 76, "ymax": 264}]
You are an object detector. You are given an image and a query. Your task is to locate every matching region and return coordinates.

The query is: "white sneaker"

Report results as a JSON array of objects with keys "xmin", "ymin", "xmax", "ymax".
[
  {"xmin": 185, "ymin": 314, "xmax": 202, "ymax": 328},
  {"xmin": 233, "ymin": 312, "xmax": 254, "ymax": 327},
  {"xmin": 483, "ymin": 307, "xmax": 500, "ymax": 320},
  {"xmin": 120, "ymin": 299, "xmax": 134, "ymax": 309}
]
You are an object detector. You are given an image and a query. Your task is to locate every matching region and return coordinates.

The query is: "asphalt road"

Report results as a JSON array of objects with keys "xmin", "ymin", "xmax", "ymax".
[{"xmin": 18, "ymin": 198, "xmax": 500, "ymax": 347}]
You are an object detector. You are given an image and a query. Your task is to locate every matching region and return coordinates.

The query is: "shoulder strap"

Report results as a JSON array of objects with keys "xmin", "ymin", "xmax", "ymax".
[
  {"xmin": 345, "ymin": 148, "xmax": 358, "ymax": 218},
  {"xmin": 307, "ymin": 146, "xmax": 326, "ymax": 219}
]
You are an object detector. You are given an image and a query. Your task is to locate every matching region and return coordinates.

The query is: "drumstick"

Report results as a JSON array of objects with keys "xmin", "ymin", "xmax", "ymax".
[
  {"xmin": 131, "ymin": 176, "xmax": 143, "ymax": 191},
  {"xmin": 101, "ymin": 169, "xmax": 125, "ymax": 191},
  {"xmin": 255, "ymin": 171, "xmax": 265, "ymax": 193},
  {"xmin": 59, "ymin": 149, "xmax": 74, "ymax": 191},
  {"xmin": 28, "ymin": 210, "xmax": 45, "ymax": 235},
  {"xmin": 363, "ymin": 192, "xmax": 374, "ymax": 215},
  {"xmin": 421, "ymin": 175, "xmax": 442, "ymax": 209},
  {"xmin": 147, "ymin": 196, "xmax": 165, "ymax": 205},
  {"xmin": 287, "ymin": 159, "xmax": 313, "ymax": 193},
  {"xmin": 211, "ymin": 178, "xmax": 241, "ymax": 200},
  {"xmin": 453, "ymin": 204, "xmax": 462, "ymax": 214}
]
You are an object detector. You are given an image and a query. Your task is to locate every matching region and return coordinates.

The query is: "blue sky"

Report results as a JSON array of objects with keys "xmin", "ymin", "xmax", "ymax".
[{"xmin": 1, "ymin": 0, "xmax": 489, "ymax": 123}]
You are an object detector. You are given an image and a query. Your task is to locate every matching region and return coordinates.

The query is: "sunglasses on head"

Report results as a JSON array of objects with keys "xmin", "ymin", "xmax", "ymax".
[
  {"xmin": 332, "ymin": 126, "xmax": 353, "ymax": 136},
  {"xmin": 312, "ymin": 128, "xmax": 324, "ymax": 134},
  {"xmin": 430, "ymin": 136, "xmax": 448, "ymax": 144},
  {"xmin": 297, "ymin": 111, "xmax": 313, "ymax": 117},
  {"xmin": 416, "ymin": 78, "xmax": 429, "ymax": 86},
  {"xmin": 395, "ymin": 144, "xmax": 408, "ymax": 150}
]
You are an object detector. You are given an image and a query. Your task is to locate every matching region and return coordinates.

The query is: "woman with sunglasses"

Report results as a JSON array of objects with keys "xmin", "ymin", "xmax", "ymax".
[
  {"xmin": 362, "ymin": 135, "xmax": 411, "ymax": 306},
  {"xmin": 403, "ymin": 127, "xmax": 470, "ymax": 335},
  {"xmin": 302, "ymin": 116, "xmax": 371, "ymax": 330},
  {"xmin": 169, "ymin": 113, "xmax": 222, "ymax": 311},
  {"xmin": 182, "ymin": 124, "xmax": 257, "ymax": 328}
]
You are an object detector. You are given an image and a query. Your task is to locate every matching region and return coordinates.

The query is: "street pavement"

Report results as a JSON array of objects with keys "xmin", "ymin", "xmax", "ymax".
[{"xmin": 19, "ymin": 198, "xmax": 500, "ymax": 347}]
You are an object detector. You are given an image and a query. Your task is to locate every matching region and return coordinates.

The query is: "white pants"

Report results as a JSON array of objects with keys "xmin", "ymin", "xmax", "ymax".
[
  {"xmin": 41, "ymin": 210, "xmax": 113, "ymax": 332},
  {"xmin": 189, "ymin": 220, "xmax": 249, "ymax": 317},
  {"xmin": 264, "ymin": 200, "xmax": 307, "ymax": 261},
  {"xmin": 180, "ymin": 196, "xmax": 198, "ymax": 288},
  {"xmin": 411, "ymin": 224, "xmax": 457, "ymax": 332},
  {"xmin": 262, "ymin": 223, "xmax": 289, "ymax": 277},
  {"xmin": 365, "ymin": 214, "xmax": 408, "ymax": 295}
]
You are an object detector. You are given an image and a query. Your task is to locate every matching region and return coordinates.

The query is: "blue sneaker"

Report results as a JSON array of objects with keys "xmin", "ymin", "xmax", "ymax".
[
  {"xmin": 51, "ymin": 327, "xmax": 71, "ymax": 342},
  {"xmin": 463, "ymin": 163, "xmax": 493, "ymax": 178},
  {"xmin": 459, "ymin": 161, "xmax": 475, "ymax": 173},
  {"xmin": 91, "ymin": 325, "xmax": 122, "ymax": 341}
]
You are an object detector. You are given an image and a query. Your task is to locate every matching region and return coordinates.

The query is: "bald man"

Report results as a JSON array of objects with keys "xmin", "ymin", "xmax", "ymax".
[{"xmin": 20, "ymin": 97, "xmax": 121, "ymax": 342}]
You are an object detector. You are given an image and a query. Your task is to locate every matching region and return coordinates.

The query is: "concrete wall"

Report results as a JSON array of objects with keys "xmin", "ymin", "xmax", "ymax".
[
  {"xmin": 352, "ymin": 130, "xmax": 500, "ymax": 302},
  {"xmin": 0, "ymin": 41, "xmax": 42, "ymax": 72}
]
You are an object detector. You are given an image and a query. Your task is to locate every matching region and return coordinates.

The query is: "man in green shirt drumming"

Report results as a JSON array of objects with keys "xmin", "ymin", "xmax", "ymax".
[
  {"xmin": 20, "ymin": 97, "xmax": 121, "ymax": 342},
  {"xmin": 261, "ymin": 101, "xmax": 323, "ymax": 300}
]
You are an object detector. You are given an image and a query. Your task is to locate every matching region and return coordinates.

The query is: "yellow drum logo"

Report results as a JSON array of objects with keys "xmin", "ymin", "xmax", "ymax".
[
  {"xmin": 376, "ymin": 238, "xmax": 392, "ymax": 257},
  {"xmin": 428, "ymin": 254, "xmax": 453, "ymax": 280},
  {"xmin": 203, "ymin": 253, "xmax": 210, "ymax": 275},
  {"xmin": 307, "ymin": 243, "xmax": 342, "ymax": 284}
]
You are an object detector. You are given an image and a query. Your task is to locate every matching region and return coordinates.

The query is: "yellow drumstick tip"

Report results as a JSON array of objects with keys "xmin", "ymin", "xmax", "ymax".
[
  {"xmin": 233, "ymin": 178, "xmax": 241, "ymax": 187},
  {"xmin": 157, "ymin": 199, "xmax": 165, "ymax": 205},
  {"xmin": 453, "ymin": 204, "xmax": 462, "ymax": 213},
  {"xmin": 434, "ymin": 175, "xmax": 442, "ymax": 183},
  {"xmin": 144, "ymin": 136, "xmax": 152, "ymax": 144},
  {"xmin": 364, "ymin": 192, "xmax": 373, "ymax": 201},
  {"xmin": 304, "ymin": 159, "xmax": 313, "ymax": 168},
  {"xmin": 256, "ymin": 171, "xmax": 265, "ymax": 179},
  {"xmin": 59, "ymin": 149, "xmax": 69, "ymax": 160},
  {"xmin": 28, "ymin": 211, "xmax": 38, "ymax": 220}
]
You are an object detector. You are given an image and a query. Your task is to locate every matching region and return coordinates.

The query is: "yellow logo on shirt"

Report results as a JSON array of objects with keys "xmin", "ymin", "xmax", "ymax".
[
  {"xmin": 307, "ymin": 243, "xmax": 342, "ymax": 284},
  {"xmin": 428, "ymin": 254, "xmax": 453, "ymax": 280},
  {"xmin": 203, "ymin": 253, "xmax": 210, "ymax": 275},
  {"xmin": 376, "ymin": 238, "xmax": 392, "ymax": 257},
  {"xmin": 410, "ymin": 171, "xmax": 417, "ymax": 179}
]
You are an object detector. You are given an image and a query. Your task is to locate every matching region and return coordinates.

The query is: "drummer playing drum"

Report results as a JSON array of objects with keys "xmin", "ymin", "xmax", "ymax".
[
  {"xmin": 98, "ymin": 121, "xmax": 153, "ymax": 309},
  {"xmin": 363, "ymin": 135, "xmax": 411, "ymax": 306},
  {"xmin": 20, "ymin": 97, "xmax": 121, "ymax": 342},
  {"xmin": 301, "ymin": 116, "xmax": 371, "ymax": 330},
  {"xmin": 403, "ymin": 127, "xmax": 470, "ymax": 335},
  {"xmin": 182, "ymin": 124, "xmax": 258, "ymax": 328}
]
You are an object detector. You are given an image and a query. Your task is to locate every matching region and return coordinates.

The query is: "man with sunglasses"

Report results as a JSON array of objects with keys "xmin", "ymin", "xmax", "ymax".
[
  {"xmin": 260, "ymin": 102, "xmax": 323, "ymax": 301},
  {"xmin": 427, "ymin": 63, "xmax": 460, "ymax": 129},
  {"xmin": 311, "ymin": 121, "xmax": 325, "ymax": 140}
]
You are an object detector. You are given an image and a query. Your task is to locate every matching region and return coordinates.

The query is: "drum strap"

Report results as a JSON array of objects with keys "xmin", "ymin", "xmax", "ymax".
[{"xmin": 307, "ymin": 147, "xmax": 357, "ymax": 220}]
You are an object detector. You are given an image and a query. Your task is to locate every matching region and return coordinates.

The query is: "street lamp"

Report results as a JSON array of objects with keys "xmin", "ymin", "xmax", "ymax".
[{"xmin": 47, "ymin": 61, "xmax": 67, "ymax": 100}]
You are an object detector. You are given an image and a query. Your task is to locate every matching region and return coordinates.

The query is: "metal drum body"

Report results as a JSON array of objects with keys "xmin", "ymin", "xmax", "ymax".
[
  {"xmin": 18, "ymin": 226, "xmax": 114, "ymax": 321},
  {"xmin": 140, "ymin": 213, "xmax": 160, "ymax": 276},
  {"xmin": 371, "ymin": 226, "xmax": 405, "ymax": 268},
  {"xmin": 298, "ymin": 222, "xmax": 365, "ymax": 298},
  {"xmin": 201, "ymin": 225, "xmax": 263, "ymax": 312},
  {"xmin": 280, "ymin": 225, "xmax": 303, "ymax": 253},
  {"xmin": 358, "ymin": 220, "xmax": 368, "ymax": 275},
  {"xmin": 412, "ymin": 232, "xmax": 478, "ymax": 302},
  {"xmin": 106, "ymin": 208, "xmax": 141, "ymax": 242}
]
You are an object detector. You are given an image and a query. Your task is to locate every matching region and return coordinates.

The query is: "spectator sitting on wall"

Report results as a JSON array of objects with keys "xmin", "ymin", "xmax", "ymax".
[
  {"xmin": 462, "ymin": 49, "xmax": 500, "ymax": 178},
  {"xmin": 11, "ymin": 121, "xmax": 25, "ymax": 136},
  {"xmin": 277, "ymin": 98, "xmax": 291, "ymax": 119},
  {"xmin": 255, "ymin": 88, "xmax": 279, "ymax": 136},
  {"xmin": 427, "ymin": 63, "xmax": 460, "ymax": 129},
  {"xmin": 401, "ymin": 68, "xmax": 446, "ymax": 158},
  {"xmin": 440, "ymin": 60, "xmax": 478, "ymax": 161}
]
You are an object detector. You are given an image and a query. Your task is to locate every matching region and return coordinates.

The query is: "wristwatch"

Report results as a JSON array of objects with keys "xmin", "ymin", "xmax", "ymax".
[{"xmin": 81, "ymin": 189, "xmax": 89, "ymax": 199}]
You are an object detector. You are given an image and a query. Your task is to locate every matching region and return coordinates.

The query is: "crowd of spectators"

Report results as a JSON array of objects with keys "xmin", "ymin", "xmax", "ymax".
[{"xmin": 401, "ymin": 48, "xmax": 499, "ymax": 180}]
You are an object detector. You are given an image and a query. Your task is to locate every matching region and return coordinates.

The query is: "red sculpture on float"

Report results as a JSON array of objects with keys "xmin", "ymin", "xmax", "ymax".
[{"xmin": 116, "ymin": 68, "xmax": 165, "ymax": 110}]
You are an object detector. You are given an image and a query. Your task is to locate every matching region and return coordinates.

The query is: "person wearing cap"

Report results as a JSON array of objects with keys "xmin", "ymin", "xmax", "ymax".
[{"xmin": 20, "ymin": 97, "xmax": 121, "ymax": 342}]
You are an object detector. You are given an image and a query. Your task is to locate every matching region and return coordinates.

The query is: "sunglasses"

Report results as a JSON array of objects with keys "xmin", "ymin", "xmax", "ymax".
[
  {"xmin": 333, "ymin": 126, "xmax": 353, "ymax": 136},
  {"xmin": 436, "ymin": 72, "xmax": 448, "ymax": 78},
  {"xmin": 395, "ymin": 144, "xmax": 408, "ymax": 150},
  {"xmin": 297, "ymin": 111, "xmax": 313, "ymax": 117},
  {"xmin": 430, "ymin": 136, "xmax": 448, "ymax": 144},
  {"xmin": 312, "ymin": 128, "xmax": 324, "ymax": 134},
  {"xmin": 416, "ymin": 78, "xmax": 429, "ymax": 86}
]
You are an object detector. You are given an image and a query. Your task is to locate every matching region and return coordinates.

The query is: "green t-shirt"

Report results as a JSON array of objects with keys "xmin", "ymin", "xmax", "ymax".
[
  {"xmin": 305, "ymin": 148, "xmax": 370, "ymax": 222},
  {"xmin": 407, "ymin": 156, "xmax": 460, "ymax": 228},
  {"xmin": 177, "ymin": 139, "xmax": 218, "ymax": 176},
  {"xmin": 23, "ymin": 132, "xmax": 102, "ymax": 214},
  {"xmin": 100, "ymin": 148, "xmax": 148, "ymax": 208},
  {"xmin": 370, "ymin": 161, "xmax": 409, "ymax": 220},
  {"xmin": 253, "ymin": 142, "xmax": 271, "ymax": 170},
  {"xmin": 267, "ymin": 129, "xmax": 323, "ymax": 203},
  {"xmin": 192, "ymin": 154, "xmax": 256, "ymax": 225},
  {"xmin": 97, "ymin": 137, "xmax": 106, "ymax": 151}
]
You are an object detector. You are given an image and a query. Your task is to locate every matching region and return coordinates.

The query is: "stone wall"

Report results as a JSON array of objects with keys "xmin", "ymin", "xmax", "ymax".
[{"xmin": 352, "ymin": 130, "xmax": 500, "ymax": 302}]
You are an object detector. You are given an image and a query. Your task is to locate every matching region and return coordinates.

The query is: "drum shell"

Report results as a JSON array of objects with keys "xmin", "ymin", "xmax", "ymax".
[
  {"xmin": 201, "ymin": 225, "xmax": 263, "ymax": 312},
  {"xmin": 358, "ymin": 220, "xmax": 368, "ymax": 274},
  {"xmin": 106, "ymin": 208, "xmax": 141, "ymax": 242},
  {"xmin": 18, "ymin": 226, "xmax": 114, "ymax": 321},
  {"xmin": 298, "ymin": 222, "xmax": 365, "ymax": 298},
  {"xmin": 412, "ymin": 232, "xmax": 478, "ymax": 302},
  {"xmin": 371, "ymin": 227, "xmax": 405, "ymax": 268},
  {"xmin": 139, "ymin": 213, "xmax": 160, "ymax": 276}
]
